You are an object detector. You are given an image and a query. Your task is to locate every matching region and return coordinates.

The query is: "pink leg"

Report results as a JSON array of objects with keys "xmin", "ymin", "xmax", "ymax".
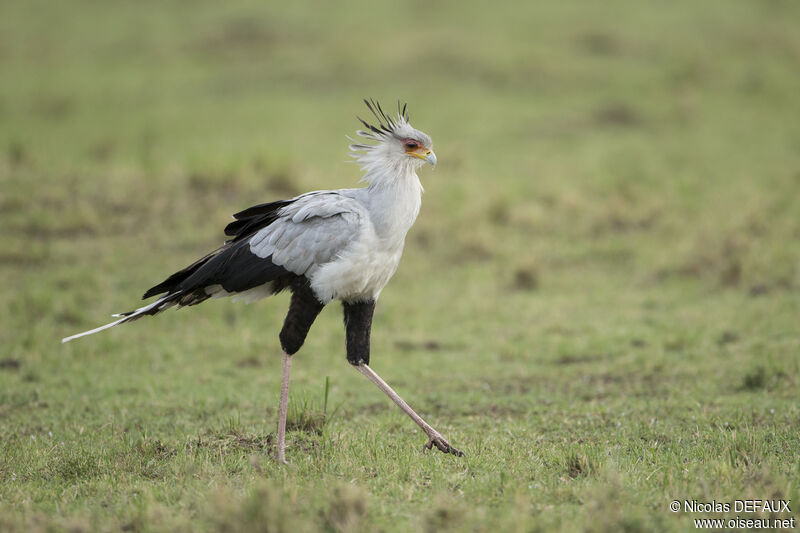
[
  {"xmin": 355, "ymin": 364, "xmax": 463, "ymax": 456},
  {"xmin": 276, "ymin": 351, "xmax": 292, "ymax": 464}
]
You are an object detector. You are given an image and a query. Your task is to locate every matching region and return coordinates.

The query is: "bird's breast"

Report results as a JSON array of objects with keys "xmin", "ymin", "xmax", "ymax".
[
  {"xmin": 309, "ymin": 174, "xmax": 422, "ymax": 303},
  {"xmin": 309, "ymin": 225, "xmax": 406, "ymax": 304}
]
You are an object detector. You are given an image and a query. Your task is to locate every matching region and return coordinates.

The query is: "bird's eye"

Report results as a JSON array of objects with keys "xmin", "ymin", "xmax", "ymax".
[{"xmin": 404, "ymin": 141, "xmax": 419, "ymax": 149}]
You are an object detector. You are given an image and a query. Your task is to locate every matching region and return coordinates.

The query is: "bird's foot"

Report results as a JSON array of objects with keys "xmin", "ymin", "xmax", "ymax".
[{"xmin": 423, "ymin": 429, "xmax": 464, "ymax": 457}]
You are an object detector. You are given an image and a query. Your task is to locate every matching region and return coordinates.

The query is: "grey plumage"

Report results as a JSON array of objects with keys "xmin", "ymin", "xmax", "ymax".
[{"xmin": 249, "ymin": 192, "xmax": 364, "ymax": 279}]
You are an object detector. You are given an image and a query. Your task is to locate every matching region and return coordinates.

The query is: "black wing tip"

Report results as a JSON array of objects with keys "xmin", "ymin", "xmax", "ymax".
[
  {"xmin": 142, "ymin": 286, "xmax": 166, "ymax": 300},
  {"xmin": 231, "ymin": 199, "xmax": 293, "ymax": 220},
  {"xmin": 224, "ymin": 219, "xmax": 244, "ymax": 237},
  {"xmin": 225, "ymin": 198, "xmax": 294, "ymax": 242}
]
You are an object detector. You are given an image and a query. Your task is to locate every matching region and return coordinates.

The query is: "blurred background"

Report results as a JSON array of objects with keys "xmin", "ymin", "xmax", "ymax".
[
  {"xmin": 2, "ymin": 0, "xmax": 798, "ymax": 293},
  {"xmin": 1, "ymin": 0, "xmax": 798, "ymax": 530},
  {"xmin": 3, "ymin": 0, "xmax": 800, "ymax": 281}
]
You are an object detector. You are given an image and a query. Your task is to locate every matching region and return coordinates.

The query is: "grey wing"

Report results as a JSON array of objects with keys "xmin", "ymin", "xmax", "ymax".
[{"xmin": 247, "ymin": 192, "xmax": 364, "ymax": 276}]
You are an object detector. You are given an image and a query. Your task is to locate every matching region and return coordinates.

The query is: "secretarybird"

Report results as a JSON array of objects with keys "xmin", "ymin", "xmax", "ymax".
[{"xmin": 63, "ymin": 100, "xmax": 463, "ymax": 462}]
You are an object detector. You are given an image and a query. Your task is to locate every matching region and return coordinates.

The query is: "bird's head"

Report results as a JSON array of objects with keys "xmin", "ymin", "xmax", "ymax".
[{"xmin": 349, "ymin": 100, "xmax": 436, "ymax": 179}]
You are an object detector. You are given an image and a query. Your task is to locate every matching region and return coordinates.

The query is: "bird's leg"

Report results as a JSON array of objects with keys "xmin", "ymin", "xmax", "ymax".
[
  {"xmin": 275, "ymin": 279, "xmax": 324, "ymax": 464},
  {"xmin": 354, "ymin": 363, "xmax": 464, "ymax": 457},
  {"xmin": 276, "ymin": 350, "xmax": 291, "ymax": 464},
  {"xmin": 342, "ymin": 300, "xmax": 463, "ymax": 457}
]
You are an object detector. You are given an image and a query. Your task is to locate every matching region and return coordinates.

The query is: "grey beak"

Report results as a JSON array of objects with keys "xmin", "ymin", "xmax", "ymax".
[{"xmin": 424, "ymin": 151, "xmax": 437, "ymax": 167}]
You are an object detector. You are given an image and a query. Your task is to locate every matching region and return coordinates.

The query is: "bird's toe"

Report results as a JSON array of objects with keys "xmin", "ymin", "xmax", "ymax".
[
  {"xmin": 423, "ymin": 435, "xmax": 464, "ymax": 457},
  {"xmin": 448, "ymin": 445, "xmax": 465, "ymax": 457}
]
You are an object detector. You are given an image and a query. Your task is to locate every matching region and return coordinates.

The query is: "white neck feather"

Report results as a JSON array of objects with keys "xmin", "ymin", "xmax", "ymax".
[
  {"xmin": 357, "ymin": 156, "xmax": 423, "ymax": 241},
  {"xmin": 346, "ymin": 108, "xmax": 430, "ymax": 240},
  {"xmin": 352, "ymin": 144, "xmax": 423, "ymax": 188}
]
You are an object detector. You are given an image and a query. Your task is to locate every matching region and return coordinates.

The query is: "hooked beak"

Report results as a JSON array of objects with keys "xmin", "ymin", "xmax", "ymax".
[{"xmin": 410, "ymin": 149, "xmax": 437, "ymax": 167}]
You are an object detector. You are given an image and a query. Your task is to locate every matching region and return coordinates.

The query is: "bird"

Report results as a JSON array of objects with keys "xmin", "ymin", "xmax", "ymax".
[{"xmin": 62, "ymin": 99, "xmax": 464, "ymax": 462}]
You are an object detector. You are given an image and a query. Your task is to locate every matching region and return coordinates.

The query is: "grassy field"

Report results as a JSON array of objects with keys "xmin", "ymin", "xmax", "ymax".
[{"xmin": 1, "ymin": 1, "xmax": 799, "ymax": 531}]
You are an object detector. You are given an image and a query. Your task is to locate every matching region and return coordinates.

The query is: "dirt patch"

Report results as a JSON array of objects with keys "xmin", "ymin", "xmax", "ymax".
[
  {"xmin": 594, "ymin": 103, "xmax": 641, "ymax": 127},
  {"xmin": 451, "ymin": 240, "xmax": 494, "ymax": 264},
  {"xmin": 32, "ymin": 95, "xmax": 73, "ymax": 120},
  {"xmin": 0, "ymin": 358, "xmax": 20, "ymax": 371},
  {"xmin": 55, "ymin": 310, "xmax": 83, "ymax": 326},
  {"xmin": 263, "ymin": 171, "xmax": 301, "ymax": 198},
  {"xmin": 565, "ymin": 452, "xmax": 595, "ymax": 478},
  {"xmin": 137, "ymin": 439, "xmax": 177, "ymax": 460},
  {"xmin": 413, "ymin": 230, "xmax": 432, "ymax": 250},
  {"xmin": 554, "ymin": 353, "xmax": 605, "ymax": 366},
  {"xmin": 739, "ymin": 366, "xmax": 767, "ymax": 391},
  {"xmin": 17, "ymin": 222, "xmax": 98, "ymax": 240},
  {"xmin": 89, "ymin": 139, "xmax": 116, "ymax": 162},
  {"xmin": 639, "ymin": 433, "xmax": 673, "ymax": 445},
  {"xmin": 394, "ymin": 339, "xmax": 442, "ymax": 352},
  {"xmin": 235, "ymin": 356, "xmax": 263, "ymax": 368},
  {"xmin": 352, "ymin": 402, "xmax": 388, "ymax": 415},
  {"xmin": 194, "ymin": 18, "xmax": 278, "ymax": 57},
  {"xmin": 510, "ymin": 266, "xmax": 539, "ymax": 291},
  {"xmin": 578, "ymin": 32, "xmax": 621, "ymax": 56},
  {"xmin": 7, "ymin": 141, "xmax": 29, "ymax": 166},
  {"xmin": 487, "ymin": 199, "xmax": 511, "ymax": 226},
  {"xmin": 287, "ymin": 411, "xmax": 326, "ymax": 435},
  {"xmin": 471, "ymin": 403, "xmax": 531, "ymax": 417},
  {"xmin": 191, "ymin": 430, "xmax": 275, "ymax": 454},
  {"xmin": 658, "ymin": 234, "xmax": 753, "ymax": 289},
  {"xmin": 748, "ymin": 284, "xmax": 769, "ymax": 297},
  {"xmin": 717, "ymin": 331, "xmax": 739, "ymax": 346},
  {"xmin": 187, "ymin": 171, "xmax": 245, "ymax": 196},
  {"xmin": 459, "ymin": 374, "xmax": 551, "ymax": 395},
  {"xmin": 290, "ymin": 432, "xmax": 322, "ymax": 455}
]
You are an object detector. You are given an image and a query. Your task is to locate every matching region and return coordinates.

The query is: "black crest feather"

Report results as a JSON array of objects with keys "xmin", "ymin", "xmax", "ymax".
[{"xmin": 356, "ymin": 98, "xmax": 408, "ymax": 137}]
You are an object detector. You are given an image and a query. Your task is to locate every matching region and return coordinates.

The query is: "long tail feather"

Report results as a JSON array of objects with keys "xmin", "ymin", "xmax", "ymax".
[{"xmin": 61, "ymin": 295, "xmax": 174, "ymax": 343}]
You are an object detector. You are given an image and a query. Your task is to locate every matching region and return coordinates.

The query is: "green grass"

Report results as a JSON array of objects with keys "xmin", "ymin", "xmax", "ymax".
[{"xmin": 1, "ymin": 0, "xmax": 799, "ymax": 531}]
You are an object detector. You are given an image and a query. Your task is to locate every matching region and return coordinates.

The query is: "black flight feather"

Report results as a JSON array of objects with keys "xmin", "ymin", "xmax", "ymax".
[
  {"xmin": 143, "ymin": 239, "xmax": 293, "ymax": 300},
  {"xmin": 143, "ymin": 198, "xmax": 297, "ymax": 299},
  {"xmin": 142, "ymin": 248, "xmax": 225, "ymax": 299},
  {"xmin": 176, "ymin": 241, "xmax": 291, "ymax": 295},
  {"xmin": 224, "ymin": 199, "xmax": 293, "ymax": 242},
  {"xmin": 231, "ymin": 199, "xmax": 293, "ymax": 220}
]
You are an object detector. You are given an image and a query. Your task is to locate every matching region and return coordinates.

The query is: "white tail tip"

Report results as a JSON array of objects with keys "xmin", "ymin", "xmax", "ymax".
[
  {"xmin": 61, "ymin": 316, "xmax": 129, "ymax": 343},
  {"xmin": 61, "ymin": 296, "xmax": 170, "ymax": 344}
]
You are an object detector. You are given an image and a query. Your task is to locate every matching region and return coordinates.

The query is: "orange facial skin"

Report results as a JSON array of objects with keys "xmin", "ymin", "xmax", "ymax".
[{"xmin": 402, "ymin": 138, "xmax": 433, "ymax": 160}]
